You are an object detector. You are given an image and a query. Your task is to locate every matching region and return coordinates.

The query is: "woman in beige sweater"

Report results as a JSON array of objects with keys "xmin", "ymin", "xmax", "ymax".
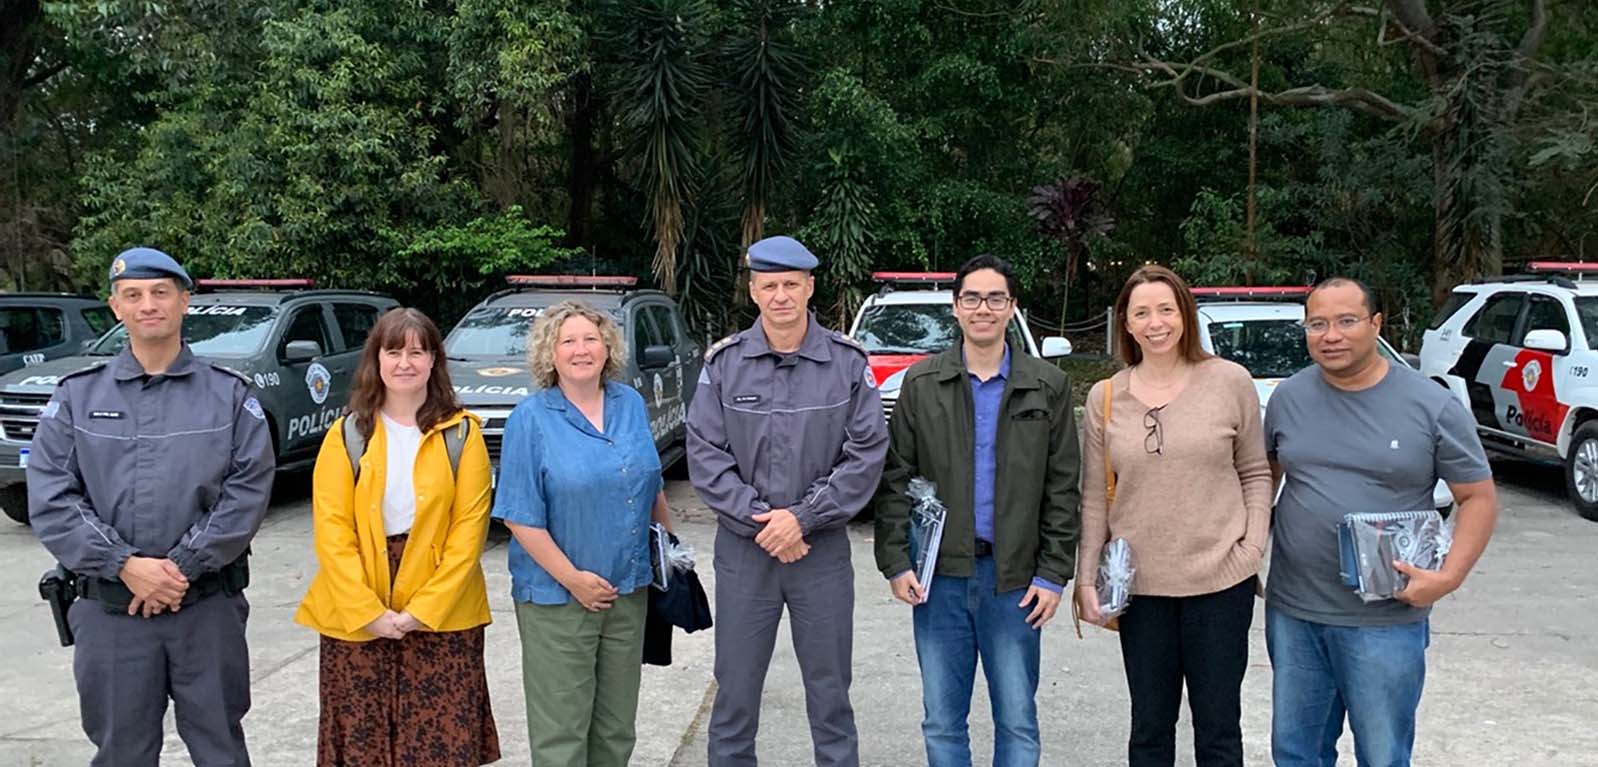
[{"xmin": 1076, "ymin": 265, "xmax": 1272, "ymax": 767}]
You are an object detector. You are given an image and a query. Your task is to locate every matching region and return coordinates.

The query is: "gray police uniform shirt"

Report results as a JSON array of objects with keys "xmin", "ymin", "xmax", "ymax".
[
  {"xmin": 1264, "ymin": 362, "xmax": 1491, "ymax": 627},
  {"xmin": 28, "ymin": 345, "xmax": 276, "ymax": 581},
  {"xmin": 687, "ymin": 314, "xmax": 889, "ymax": 537}
]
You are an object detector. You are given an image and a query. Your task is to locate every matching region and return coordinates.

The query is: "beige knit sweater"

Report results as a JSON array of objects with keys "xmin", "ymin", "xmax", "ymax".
[{"xmin": 1076, "ymin": 357, "xmax": 1273, "ymax": 597}]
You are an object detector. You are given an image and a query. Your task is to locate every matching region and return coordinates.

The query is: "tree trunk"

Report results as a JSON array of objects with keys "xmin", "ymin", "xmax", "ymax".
[{"xmin": 563, "ymin": 71, "xmax": 596, "ymax": 252}]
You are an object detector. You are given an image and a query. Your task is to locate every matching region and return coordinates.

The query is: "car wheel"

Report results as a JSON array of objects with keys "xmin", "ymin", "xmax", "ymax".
[
  {"xmin": 1563, "ymin": 422, "xmax": 1598, "ymax": 522},
  {"xmin": 0, "ymin": 484, "xmax": 28, "ymax": 525}
]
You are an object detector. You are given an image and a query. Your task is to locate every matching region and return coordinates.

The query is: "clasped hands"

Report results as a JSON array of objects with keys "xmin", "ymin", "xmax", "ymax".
[
  {"xmin": 753, "ymin": 508, "xmax": 809, "ymax": 564},
  {"xmin": 363, "ymin": 610, "xmax": 428, "ymax": 639},
  {"xmin": 119, "ymin": 556, "xmax": 188, "ymax": 618}
]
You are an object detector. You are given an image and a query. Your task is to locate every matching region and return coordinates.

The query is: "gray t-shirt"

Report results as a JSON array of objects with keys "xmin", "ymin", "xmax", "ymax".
[{"xmin": 1264, "ymin": 362, "xmax": 1491, "ymax": 627}]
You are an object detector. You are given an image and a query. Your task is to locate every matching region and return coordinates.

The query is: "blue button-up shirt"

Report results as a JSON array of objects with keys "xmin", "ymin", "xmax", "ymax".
[
  {"xmin": 493, "ymin": 382, "xmax": 663, "ymax": 605},
  {"xmin": 968, "ymin": 346, "xmax": 1061, "ymax": 594}
]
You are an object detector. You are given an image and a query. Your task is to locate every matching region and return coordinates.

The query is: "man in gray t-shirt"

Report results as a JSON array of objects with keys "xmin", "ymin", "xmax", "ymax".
[{"xmin": 1263, "ymin": 278, "xmax": 1498, "ymax": 767}]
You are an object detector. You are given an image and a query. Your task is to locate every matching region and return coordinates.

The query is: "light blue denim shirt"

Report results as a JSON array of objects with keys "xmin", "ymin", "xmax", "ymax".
[{"xmin": 493, "ymin": 381, "xmax": 663, "ymax": 605}]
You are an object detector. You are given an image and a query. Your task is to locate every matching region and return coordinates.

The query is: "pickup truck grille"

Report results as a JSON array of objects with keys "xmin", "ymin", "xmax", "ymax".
[{"xmin": 0, "ymin": 392, "xmax": 51, "ymax": 442}]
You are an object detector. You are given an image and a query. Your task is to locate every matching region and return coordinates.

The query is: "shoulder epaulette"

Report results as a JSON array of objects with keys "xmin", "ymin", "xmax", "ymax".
[
  {"xmin": 704, "ymin": 333, "xmax": 742, "ymax": 361},
  {"xmin": 208, "ymin": 362, "xmax": 254, "ymax": 386},
  {"xmin": 57, "ymin": 360, "xmax": 110, "ymax": 383},
  {"xmin": 829, "ymin": 330, "xmax": 868, "ymax": 355}
]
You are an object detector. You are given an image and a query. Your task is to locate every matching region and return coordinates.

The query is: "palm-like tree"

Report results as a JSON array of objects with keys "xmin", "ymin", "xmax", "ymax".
[
  {"xmin": 724, "ymin": 0, "xmax": 804, "ymax": 258},
  {"xmin": 606, "ymin": 0, "xmax": 710, "ymax": 295},
  {"xmin": 1027, "ymin": 177, "xmax": 1115, "ymax": 327}
]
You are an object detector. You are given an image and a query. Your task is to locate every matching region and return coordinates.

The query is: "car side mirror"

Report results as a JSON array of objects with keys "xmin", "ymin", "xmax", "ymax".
[
  {"xmin": 1523, "ymin": 329, "xmax": 1568, "ymax": 353},
  {"xmin": 79, "ymin": 339, "xmax": 96, "ymax": 352},
  {"xmin": 283, "ymin": 340, "xmax": 323, "ymax": 363},
  {"xmin": 640, "ymin": 344, "xmax": 675, "ymax": 370},
  {"xmin": 1040, "ymin": 336, "xmax": 1073, "ymax": 358}
]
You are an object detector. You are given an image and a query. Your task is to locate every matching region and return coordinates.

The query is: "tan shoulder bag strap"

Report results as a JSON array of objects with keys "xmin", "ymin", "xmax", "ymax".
[{"xmin": 1102, "ymin": 374, "xmax": 1116, "ymax": 504}]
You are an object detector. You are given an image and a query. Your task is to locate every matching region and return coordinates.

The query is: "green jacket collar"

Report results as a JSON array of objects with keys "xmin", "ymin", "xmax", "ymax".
[{"xmin": 930, "ymin": 343, "xmax": 1040, "ymax": 390}]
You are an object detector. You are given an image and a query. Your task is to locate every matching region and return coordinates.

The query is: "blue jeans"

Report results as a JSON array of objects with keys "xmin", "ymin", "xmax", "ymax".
[
  {"xmin": 1266, "ymin": 606, "xmax": 1429, "ymax": 767},
  {"xmin": 912, "ymin": 556, "xmax": 1042, "ymax": 767}
]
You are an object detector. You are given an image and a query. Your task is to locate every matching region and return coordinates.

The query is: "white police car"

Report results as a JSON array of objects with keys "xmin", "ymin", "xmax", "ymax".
[
  {"xmin": 1194, "ymin": 286, "xmax": 1455, "ymax": 514},
  {"xmin": 1419, "ymin": 262, "xmax": 1598, "ymax": 520},
  {"xmin": 846, "ymin": 272, "xmax": 1072, "ymax": 420}
]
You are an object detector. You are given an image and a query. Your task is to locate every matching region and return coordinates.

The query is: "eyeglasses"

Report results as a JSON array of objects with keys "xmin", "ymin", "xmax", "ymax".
[
  {"xmin": 1144, "ymin": 406, "xmax": 1164, "ymax": 456},
  {"xmin": 1301, "ymin": 315, "xmax": 1372, "ymax": 335},
  {"xmin": 956, "ymin": 293, "xmax": 1014, "ymax": 311}
]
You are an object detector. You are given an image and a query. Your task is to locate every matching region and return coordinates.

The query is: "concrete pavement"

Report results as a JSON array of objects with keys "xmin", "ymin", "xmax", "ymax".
[{"xmin": 1, "ymin": 461, "xmax": 1595, "ymax": 766}]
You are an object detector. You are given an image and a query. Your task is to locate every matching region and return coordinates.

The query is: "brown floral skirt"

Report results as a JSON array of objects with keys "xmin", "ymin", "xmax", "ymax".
[{"xmin": 318, "ymin": 534, "xmax": 501, "ymax": 767}]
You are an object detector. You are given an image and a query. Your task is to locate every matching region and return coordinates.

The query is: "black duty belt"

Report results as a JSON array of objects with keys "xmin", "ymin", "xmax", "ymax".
[
  {"xmin": 974, "ymin": 539, "xmax": 994, "ymax": 558},
  {"xmin": 77, "ymin": 555, "xmax": 250, "ymax": 611}
]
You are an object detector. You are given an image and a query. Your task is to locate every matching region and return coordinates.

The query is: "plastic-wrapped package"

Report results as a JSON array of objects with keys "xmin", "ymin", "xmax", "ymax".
[
  {"xmin": 906, "ymin": 477, "xmax": 948, "ymax": 598},
  {"xmin": 1095, "ymin": 538, "xmax": 1135, "ymax": 619},
  {"xmin": 649, "ymin": 522, "xmax": 698, "ymax": 591},
  {"xmin": 1338, "ymin": 510, "xmax": 1452, "ymax": 603}
]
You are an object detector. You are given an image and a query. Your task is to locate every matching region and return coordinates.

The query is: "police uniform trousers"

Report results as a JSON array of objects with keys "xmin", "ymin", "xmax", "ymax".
[
  {"xmin": 68, "ymin": 588, "xmax": 251, "ymax": 767},
  {"xmin": 708, "ymin": 524, "xmax": 857, "ymax": 767}
]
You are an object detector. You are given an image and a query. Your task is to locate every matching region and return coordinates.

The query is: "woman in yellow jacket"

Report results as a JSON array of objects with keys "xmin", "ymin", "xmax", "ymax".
[{"xmin": 296, "ymin": 307, "xmax": 500, "ymax": 767}]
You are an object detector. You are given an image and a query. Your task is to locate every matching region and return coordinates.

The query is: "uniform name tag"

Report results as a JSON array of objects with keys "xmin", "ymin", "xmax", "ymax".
[
  {"xmin": 89, "ymin": 410, "xmax": 125, "ymax": 420},
  {"xmin": 732, "ymin": 395, "xmax": 761, "ymax": 404}
]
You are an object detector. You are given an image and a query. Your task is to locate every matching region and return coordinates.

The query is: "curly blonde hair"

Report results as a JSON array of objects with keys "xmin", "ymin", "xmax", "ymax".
[{"xmin": 527, "ymin": 300, "xmax": 628, "ymax": 388}]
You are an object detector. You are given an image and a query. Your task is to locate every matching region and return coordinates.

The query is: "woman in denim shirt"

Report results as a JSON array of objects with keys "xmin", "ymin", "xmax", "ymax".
[{"xmin": 493, "ymin": 300, "xmax": 674, "ymax": 767}]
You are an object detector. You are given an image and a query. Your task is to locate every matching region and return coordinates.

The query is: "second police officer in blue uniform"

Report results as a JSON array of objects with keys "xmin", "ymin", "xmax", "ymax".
[
  {"xmin": 687, "ymin": 235, "xmax": 890, "ymax": 767},
  {"xmin": 28, "ymin": 247, "xmax": 275, "ymax": 767}
]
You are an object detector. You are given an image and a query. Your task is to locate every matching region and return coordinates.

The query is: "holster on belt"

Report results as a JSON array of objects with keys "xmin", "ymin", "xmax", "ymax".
[{"xmin": 38, "ymin": 564, "xmax": 78, "ymax": 647}]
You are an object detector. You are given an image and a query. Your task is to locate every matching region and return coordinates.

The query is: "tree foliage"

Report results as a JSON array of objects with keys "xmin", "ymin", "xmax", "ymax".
[{"xmin": 1, "ymin": 0, "xmax": 1594, "ymax": 347}]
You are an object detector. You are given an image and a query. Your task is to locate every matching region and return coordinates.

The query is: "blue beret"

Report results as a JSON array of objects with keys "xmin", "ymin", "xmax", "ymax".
[
  {"xmin": 109, "ymin": 247, "xmax": 192, "ymax": 289},
  {"xmin": 747, "ymin": 235, "xmax": 818, "ymax": 273}
]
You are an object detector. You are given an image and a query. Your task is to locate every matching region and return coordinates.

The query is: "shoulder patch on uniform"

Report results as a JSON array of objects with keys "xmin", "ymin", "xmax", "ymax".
[
  {"xmin": 704, "ymin": 334, "xmax": 741, "ymax": 361},
  {"xmin": 242, "ymin": 397, "xmax": 266, "ymax": 421},
  {"xmin": 208, "ymin": 362, "xmax": 254, "ymax": 386},
  {"xmin": 57, "ymin": 360, "xmax": 110, "ymax": 383},
  {"xmin": 41, "ymin": 400, "xmax": 61, "ymax": 420}
]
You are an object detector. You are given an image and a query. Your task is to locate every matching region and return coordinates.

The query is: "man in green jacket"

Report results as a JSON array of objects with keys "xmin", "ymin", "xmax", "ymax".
[{"xmin": 873, "ymin": 253, "xmax": 1081, "ymax": 767}]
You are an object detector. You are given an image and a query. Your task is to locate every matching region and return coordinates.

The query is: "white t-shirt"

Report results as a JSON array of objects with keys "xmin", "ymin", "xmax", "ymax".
[{"xmin": 380, "ymin": 413, "xmax": 423, "ymax": 536}]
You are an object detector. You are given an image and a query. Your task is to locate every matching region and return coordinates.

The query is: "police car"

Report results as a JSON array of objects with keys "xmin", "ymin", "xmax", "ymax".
[
  {"xmin": 0, "ymin": 280, "xmax": 398, "ymax": 524},
  {"xmin": 444, "ymin": 275, "xmax": 702, "ymax": 479},
  {"xmin": 1193, "ymin": 286, "xmax": 1454, "ymax": 513},
  {"xmin": 847, "ymin": 272, "xmax": 1073, "ymax": 420},
  {"xmin": 0, "ymin": 293, "xmax": 117, "ymax": 376},
  {"xmin": 1419, "ymin": 262, "xmax": 1598, "ymax": 520}
]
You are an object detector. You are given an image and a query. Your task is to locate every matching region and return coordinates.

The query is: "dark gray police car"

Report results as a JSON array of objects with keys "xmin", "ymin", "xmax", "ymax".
[
  {"xmin": 0, "ymin": 279, "xmax": 398, "ymax": 523},
  {"xmin": 444, "ymin": 275, "xmax": 702, "ymax": 485},
  {"xmin": 0, "ymin": 293, "xmax": 117, "ymax": 376}
]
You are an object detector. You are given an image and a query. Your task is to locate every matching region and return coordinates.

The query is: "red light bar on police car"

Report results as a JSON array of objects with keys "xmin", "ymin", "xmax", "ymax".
[
  {"xmin": 1526, "ymin": 262, "xmax": 1598, "ymax": 273},
  {"xmin": 506, "ymin": 275, "xmax": 638, "ymax": 287},
  {"xmin": 1191, "ymin": 286, "xmax": 1312, "ymax": 298},
  {"xmin": 871, "ymin": 272, "xmax": 958, "ymax": 283},
  {"xmin": 195, "ymin": 279, "xmax": 315, "ymax": 288}
]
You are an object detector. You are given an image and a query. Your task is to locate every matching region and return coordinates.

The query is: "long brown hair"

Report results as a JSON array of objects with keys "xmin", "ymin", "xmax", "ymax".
[
  {"xmin": 346, "ymin": 308, "xmax": 462, "ymax": 437},
  {"xmin": 1114, "ymin": 265, "xmax": 1211, "ymax": 366}
]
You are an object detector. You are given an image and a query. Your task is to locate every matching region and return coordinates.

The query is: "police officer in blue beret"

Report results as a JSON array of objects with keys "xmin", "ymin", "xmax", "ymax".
[
  {"xmin": 29, "ymin": 247, "xmax": 274, "ymax": 767},
  {"xmin": 687, "ymin": 235, "xmax": 889, "ymax": 767}
]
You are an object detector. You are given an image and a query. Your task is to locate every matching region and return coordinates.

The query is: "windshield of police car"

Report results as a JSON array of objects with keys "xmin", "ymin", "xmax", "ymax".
[
  {"xmin": 1573, "ymin": 298, "xmax": 1598, "ymax": 348},
  {"xmin": 854, "ymin": 304, "xmax": 1026, "ymax": 355},
  {"xmin": 1209, "ymin": 318, "xmax": 1404, "ymax": 379},
  {"xmin": 445, "ymin": 305, "xmax": 625, "ymax": 359},
  {"xmin": 91, "ymin": 305, "xmax": 278, "ymax": 358}
]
